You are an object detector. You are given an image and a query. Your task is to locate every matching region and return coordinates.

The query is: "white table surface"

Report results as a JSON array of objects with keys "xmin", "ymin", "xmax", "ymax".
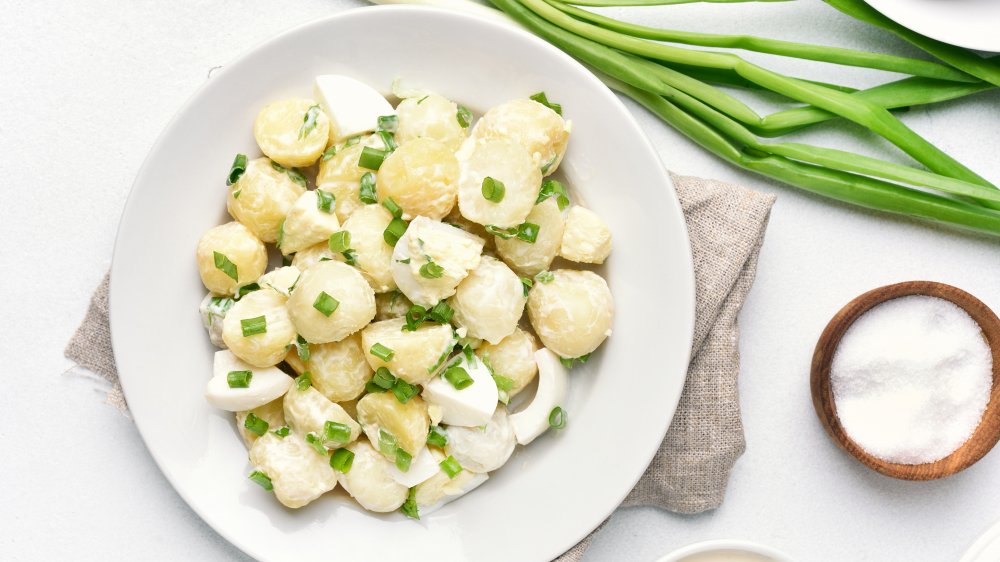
[{"xmin": 3, "ymin": 1, "xmax": 999, "ymax": 560}]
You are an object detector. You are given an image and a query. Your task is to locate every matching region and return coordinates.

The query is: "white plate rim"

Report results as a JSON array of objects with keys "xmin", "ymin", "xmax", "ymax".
[{"xmin": 864, "ymin": 0, "xmax": 1000, "ymax": 52}]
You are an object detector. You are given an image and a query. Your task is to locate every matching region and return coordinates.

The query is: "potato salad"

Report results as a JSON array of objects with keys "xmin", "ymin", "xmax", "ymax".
[{"xmin": 195, "ymin": 75, "xmax": 615, "ymax": 518}]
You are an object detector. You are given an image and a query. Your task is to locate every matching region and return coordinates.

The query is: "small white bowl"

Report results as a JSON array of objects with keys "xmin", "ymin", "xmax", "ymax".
[{"xmin": 656, "ymin": 539, "xmax": 795, "ymax": 562}]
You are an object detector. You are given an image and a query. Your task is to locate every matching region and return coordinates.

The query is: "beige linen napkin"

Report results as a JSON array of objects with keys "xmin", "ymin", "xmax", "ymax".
[{"xmin": 65, "ymin": 173, "xmax": 775, "ymax": 560}]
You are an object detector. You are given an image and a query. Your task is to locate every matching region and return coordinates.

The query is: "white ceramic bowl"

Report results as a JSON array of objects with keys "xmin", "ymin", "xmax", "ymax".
[
  {"xmin": 109, "ymin": 6, "xmax": 695, "ymax": 561},
  {"xmin": 656, "ymin": 539, "xmax": 795, "ymax": 562},
  {"xmin": 864, "ymin": 0, "xmax": 1000, "ymax": 52}
]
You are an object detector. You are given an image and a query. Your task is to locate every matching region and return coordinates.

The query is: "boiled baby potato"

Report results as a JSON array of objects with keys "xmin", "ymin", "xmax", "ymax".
[
  {"xmin": 375, "ymin": 291, "xmax": 412, "ymax": 321},
  {"xmin": 248, "ymin": 432, "xmax": 337, "ymax": 508},
  {"xmin": 559, "ymin": 206, "xmax": 612, "ymax": 264},
  {"xmin": 457, "ymin": 140, "xmax": 540, "ymax": 228},
  {"xmin": 254, "ymin": 98, "xmax": 330, "ymax": 168},
  {"xmin": 476, "ymin": 327, "xmax": 538, "ymax": 397},
  {"xmin": 356, "ymin": 392, "xmax": 430, "ymax": 458},
  {"xmin": 286, "ymin": 261, "xmax": 376, "ymax": 344},
  {"xmin": 360, "ymin": 318, "xmax": 456, "ymax": 385},
  {"xmin": 257, "ymin": 266, "xmax": 301, "ymax": 297},
  {"xmin": 395, "ymin": 94, "xmax": 468, "ymax": 151},
  {"xmin": 227, "ymin": 157, "xmax": 305, "ymax": 243},
  {"xmin": 196, "ymin": 221, "xmax": 267, "ymax": 296},
  {"xmin": 338, "ymin": 205, "xmax": 396, "ymax": 293},
  {"xmin": 236, "ymin": 397, "xmax": 286, "ymax": 448},
  {"xmin": 290, "ymin": 242, "xmax": 336, "ymax": 272},
  {"xmin": 450, "ymin": 256, "xmax": 525, "ymax": 345},
  {"xmin": 495, "ymin": 198, "xmax": 564, "ymax": 277},
  {"xmin": 469, "ymin": 98, "xmax": 570, "ymax": 175},
  {"xmin": 377, "ymin": 138, "xmax": 459, "ymax": 220},
  {"xmin": 279, "ymin": 190, "xmax": 341, "ymax": 255},
  {"xmin": 283, "ymin": 385, "xmax": 362, "ymax": 447},
  {"xmin": 527, "ymin": 269, "xmax": 613, "ymax": 359},
  {"xmin": 222, "ymin": 289, "xmax": 296, "ymax": 367},
  {"xmin": 315, "ymin": 134, "xmax": 385, "ymax": 222},
  {"xmin": 337, "ymin": 439, "xmax": 408, "ymax": 513},
  {"xmin": 391, "ymin": 216, "xmax": 484, "ymax": 308},
  {"xmin": 284, "ymin": 333, "xmax": 371, "ymax": 403}
]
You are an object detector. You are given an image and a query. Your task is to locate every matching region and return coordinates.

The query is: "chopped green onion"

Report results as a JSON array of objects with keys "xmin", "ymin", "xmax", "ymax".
[
  {"xmin": 296, "ymin": 371, "xmax": 312, "ymax": 391},
  {"xmin": 428, "ymin": 346, "xmax": 452, "ymax": 374},
  {"xmin": 419, "ymin": 261, "xmax": 445, "ymax": 279},
  {"xmin": 344, "ymin": 136, "xmax": 361, "ymax": 147},
  {"xmin": 226, "ymin": 153, "xmax": 247, "ymax": 185},
  {"xmin": 358, "ymin": 147, "xmax": 388, "ymax": 170},
  {"xmin": 359, "ymin": 172, "xmax": 378, "ymax": 204},
  {"xmin": 485, "ymin": 225, "xmax": 517, "ymax": 239},
  {"xmin": 382, "ymin": 197, "xmax": 403, "ymax": 219},
  {"xmin": 403, "ymin": 305, "xmax": 427, "ymax": 331},
  {"xmin": 395, "ymin": 448, "xmax": 413, "ymax": 472},
  {"xmin": 559, "ymin": 353, "xmax": 592, "ymax": 369},
  {"xmin": 456, "ymin": 105, "xmax": 473, "ymax": 128},
  {"xmin": 378, "ymin": 130, "xmax": 398, "ymax": 152},
  {"xmin": 534, "ymin": 270, "xmax": 555, "ymax": 284},
  {"xmin": 391, "ymin": 379, "xmax": 419, "ymax": 404},
  {"xmin": 248, "ymin": 470, "xmax": 273, "ymax": 491},
  {"xmin": 227, "ymin": 370, "xmax": 253, "ymax": 388},
  {"xmin": 416, "ymin": 95, "xmax": 429, "ymax": 104},
  {"xmin": 517, "ymin": 222, "xmax": 540, "ymax": 243},
  {"xmin": 330, "ymin": 448, "xmax": 355, "ymax": 473},
  {"xmin": 428, "ymin": 301, "xmax": 454, "ymax": 324},
  {"xmin": 329, "ymin": 230, "xmax": 352, "ymax": 253},
  {"xmin": 304, "ymin": 432, "xmax": 327, "ymax": 455},
  {"xmin": 272, "ymin": 426, "xmax": 290, "ymax": 438},
  {"xmin": 316, "ymin": 189, "xmax": 335, "ymax": 213},
  {"xmin": 548, "ymin": 406, "xmax": 567, "ymax": 429},
  {"xmin": 235, "ymin": 282, "xmax": 260, "ymax": 300},
  {"xmin": 439, "ymin": 455, "xmax": 463, "ymax": 479},
  {"xmin": 427, "ymin": 426, "xmax": 448, "ymax": 448},
  {"xmin": 481, "ymin": 176, "xmax": 506, "ymax": 203},
  {"xmin": 536, "ymin": 179, "xmax": 570, "ymax": 211},
  {"xmin": 529, "ymin": 91, "xmax": 562, "ymax": 115},
  {"xmin": 540, "ymin": 155, "xmax": 558, "ymax": 175},
  {"xmin": 379, "ymin": 429, "xmax": 398, "ymax": 457},
  {"xmin": 383, "ymin": 217, "xmax": 408, "ymax": 247},
  {"xmin": 232, "ymin": 188, "xmax": 242, "ymax": 199},
  {"xmin": 377, "ymin": 114, "xmax": 398, "ymax": 134},
  {"xmin": 276, "ymin": 220, "xmax": 286, "ymax": 250},
  {"xmin": 462, "ymin": 344, "xmax": 476, "ymax": 366},
  {"xmin": 298, "ymin": 104, "xmax": 322, "ymax": 139},
  {"xmin": 244, "ymin": 413, "xmax": 269, "ymax": 436},
  {"xmin": 282, "ymin": 254, "xmax": 293, "ymax": 267},
  {"xmin": 342, "ymin": 248, "xmax": 358, "ymax": 266},
  {"xmin": 295, "ymin": 335, "xmax": 310, "ymax": 362},
  {"xmin": 493, "ymin": 374, "xmax": 515, "ymax": 405},
  {"xmin": 321, "ymin": 145, "xmax": 338, "ymax": 161},
  {"xmin": 240, "ymin": 315, "xmax": 267, "ymax": 337},
  {"xmin": 313, "ymin": 291, "xmax": 339, "ymax": 317},
  {"xmin": 401, "ymin": 487, "xmax": 420, "ymax": 519},
  {"xmin": 270, "ymin": 161, "xmax": 307, "ymax": 187},
  {"xmin": 370, "ymin": 343, "xmax": 395, "ymax": 362},
  {"xmin": 324, "ymin": 421, "xmax": 353, "ymax": 444},
  {"xmin": 205, "ymin": 296, "xmax": 234, "ymax": 320},
  {"xmin": 442, "ymin": 366, "xmax": 473, "ymax": 390},
  {"xmin": 520, "ymin": 277, "xmax": 533, "ymax": 296},
  {"xmin": 213, "ymin": 251, "xmax": 239, "ymax": 282},
  {"xmin": 364, "ymin": 380, "xmax": 387, "ymax": 394},
  {"xmin": 373, "ymin": 367, "xmax": 396, "ymax": 389}
]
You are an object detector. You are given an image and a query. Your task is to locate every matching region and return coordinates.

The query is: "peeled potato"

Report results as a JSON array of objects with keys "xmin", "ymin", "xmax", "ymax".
[
  {"xmin": 254, "ymin": 98, "xmax": 330, "ymax": 168},
  {"xmin": 527, "ymin": 269, "xmax": 613, "ymax": 359},
  {"xmin": 290, "ymin": 242, "xmax": 336, "ymax": 272},
  {"xmin": 227, "ymin": 157, "xmax": 305, "ymax": 243},
  {"xmin": 196, "ymin": 221, "xmax": 267, "ymax": 296},
  {"xmin": 457, "ymin": 140, "xmax": 540, "ymax": 228},
  {"xmin": 338, "ymin": 205, "xmax": 396, "ymax": 293},
  {"xmin": 360, "ymin": 318, "xmax": 455, "ymax": 385},
  {"xmin": 236, "ymin": 397, "xmax": 286, "ymax": 448},
  {"xmin": 375, "ymin": 291, "xmax": 412, "ymax": 321},
  {"xmin": 476, "ymin": 327, "xmax": 538, "ymax": 397},
  {"xmin": 316, "ymin": 135, "xmax": 385, "ymax": 222},
  {"xmin": 279, "ymin": 190, "xmax": 341, "ymax": 255},
  {"xmin": 377, "ymin": 138, "xmax": 459, "ymax": 221},
  {"xmin": 249, "ymin": 432, "xmax": 337, "ymax": 509},
  {"xmin": 495, "ymin": 198, "xmax": 565, "ymax": 277},
  {"xmin": 356, "ymin": 392, "xmax": 430, "ymax": 457},
  {"xmin": 395, "ymin": 94, "xmax": 468, "ymax": 151},
  {"xmin": 222, "ymin": 289, "xmax": 296, "ymax": 367},
  {"xmin": 337, "ymin": 439, "xmax": 408, "ymax": 513},
  {"xmin": 284, "ymin": 333, "xmax": 371, "ymax": 403},
  {"xmin": 450, "ymin": 256, "xmax": 525, "ymax": 345},
  {"xmin": 469, "ymin": 98, "xmax": 570, "ymax": 175},
  {"xmin": 283, "ymin": 385, "xmax": 362, "ymax": 446},
  {"xmin": 286, "ymin": 261, "xmax": 376, "ymax": 344},
  {"xmin": 560, "ymin": 206, "xmax": 612, "ymax": 264}
]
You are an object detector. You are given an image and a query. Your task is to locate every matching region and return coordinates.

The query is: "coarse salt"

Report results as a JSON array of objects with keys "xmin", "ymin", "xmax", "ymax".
[{"xmin": 831, "ymin": 295, "xmax": 993, "ymax": 465}]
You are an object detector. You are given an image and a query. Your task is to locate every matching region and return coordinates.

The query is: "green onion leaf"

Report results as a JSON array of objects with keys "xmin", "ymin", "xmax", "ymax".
[
  {"xmin": 244, "ymin": 413, "xmax": 269, "ymax": 436},
  {"xmin": 442, "ymin": 366, "xmax": 473, "ymax": 390},
  {"xmin": 358, "ymin": 147, "xmax": 388, "ymax": 171},
  {"xmin": 248, "ymin": 470, "xmax": 273, "ymax": 491},
  {"xmin": 427, "ymin": 426, "xmax": 448, "ymax": 448},
  {"xmin": 416, "ymin": 95, "xmax": 429, "ymax": 104},
  {"xmin": 365, "ymin": 380, "xmax": 387, "ymax": 394},
  {"xmin": 270, "ymin": 161, "xmax": 307, "ymax": 187},
  {"xmin": 378, "ymin": 130, "xmax": 397, "ymax": 152},
  {"xmin": 330, "ymin": 448, "xmax": 355, "ymax": 473},
  {"xmin": 296, "ymin": 371, "xmax": 312, "ymax": 391},
  {"xmin": 373, "ymin": 367, "xmax": 396, "ymax": 389},
  {"xmin": 272, "ymin": 426, "xmax": 290, "ymax": 438},
  {"xmin": 419, "ymin": 261, "xmax": 445, "ymax": 279},
  {"xmin": 313, "ymin": 291, "xmax": 340, "ymax": 317},
  {"xmin": 383, "ymin": 217, "xmax": 408, "ymax": 247},
  {"xmin": 295, "ymin": 335, "xmax": 310, "ymax": 362},
  {"xmin": 481, "ymin": 176, "xmax": 506, "ymax": 203},
  {"xmin": 226, "ymin": 153, "xmax": 247, "ymax": 185},
  {"xmin": 456, "ymin": 105, "xmax": 472, "ymax": 128},
  {"xmin": 540, "ymin": 155, "xmax": 558, "ymax": 175},
  {"xmin": 439, "ymin": 455, "xmax": 463, "ymax": 479},
  {"xmin": 548, "ymin": 406, "xmax": 567, "ymax": 429},
  {"xmin": 517, "ymin": 222, "xmax": 540, "ymax": 244},
  {"xmin": 304, "ymin": 432, "xmax": 327, "ymax": 455},
  {"xmin": 493, "ymin": 374, "xmax": 515, "ymax": 405},
  {"xmin": 536, "ymin": 179, "xmax": 570, "ymax": 211},
  {"xmin": 462, "ymin": 344, "xmax": 476, "ymax": 366},
  {"xmin": 344, "ymin": 136, "xmax": 361, "ymax": 147},
  {"xmin": 359, "ymin": 172, "xmax": 378, "ymax": 204},
  {"xmin": 298, "ymin": 104, "xmax": 322, "ymax": 140},
  {"xmin": 213, "ymin": 251, "xmax": 239, "ymax": 282},
  {"xmin": 205, "ymin": 296, "xmax": 235, "ymax": 320},
  {"xmin": 520, "ymin": 277, "xmax": 533, "ymax": 297},
  {"xmin": 534, "ymin": 270, "xmax": 554, "ymax": 284},
  {"xmin": 227, "ymin": 370, "xmax": 253, "ymax": 388},
  {"xmin": 391, "ymin": 379, "xmax": 419, "ymax": 404},
  {"xmin": 240, "ymin": 315, "xmax": 267, "ymax": 337},
  {"xmin": 529, "ymin": 91, "xmax": 562, "ymax": 116},
  {"xmin": 559, "ymin": 353, "xmax": 592, "ymax": 369},
  {"xmin": 428, "ymin": 301, "xmax": 454, "ymax": 324},
  {"xmin": 377, "ymin": 115, "xmax": 398, "ymax": 134},
  {"xmin": 316, "ymin": 189, "xmax": 335, "ymax": 213},
  {"xmin": 382, "ymin": 197, "xmax": 403, "ymax": 219},
  {"xmin": 341, "ymin": 249, "xmax": 358, "ymax": 266},
  {"xmin": 329, "ymin": 230, "xmax": 352, "ymax": 253},
  {"xmin": 404, "ymin": 305, "xmax": 427, "ymax": 331},
  {"xmin": 379, "ymin": 429, "xmax": 398, "ymax": 458},
  {"xmin": 371, "ymin": 343, "xmax": 395, "ymax": 362},
  {"xmin": 235, "ymin": 282, "xmax": 260, "ymax": 300},
  {"xmin": 282, "ymin": 254, "xmax": 293, "ymax": 267},
  {"xmin": 395, "ymin": 448, "xmax": 413, "ymax": 472},
  {"xmin": 401, "ymin": 487, "xmax": 420, "ymax": 519},
  {"xmin": 321, "ymin": 145, "xmax": 338, "ymax": 161},
  {"xmin": 324, "ymin": 421, "xmax": 353, "ymax": 444},
  {"xmin": 485, "ymin": 225, "xmax": 517, "ymax": 239}
]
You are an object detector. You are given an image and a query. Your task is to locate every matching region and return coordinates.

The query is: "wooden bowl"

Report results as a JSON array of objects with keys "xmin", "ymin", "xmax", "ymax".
[{"xmin": 811, "ymin": 281, "xmax": 1000, "ymax": 480}]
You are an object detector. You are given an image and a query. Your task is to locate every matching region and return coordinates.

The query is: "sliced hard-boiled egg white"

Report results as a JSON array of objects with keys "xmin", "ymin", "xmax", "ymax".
[
  {"xmin": 258, "ymin": 266, "xmax": 301, "ymax": 297},
  {"xmin": 278, "ymin": 190, "xmax": 341, "ymax": 255},
  {"xmin": 314, "ymin": 75, "xmax": 394, "ymax": 142},
  {"xmin": 205, "ymin": 350, "xmax": 293, "ymax": 412},
  {"xmin": 415, "ymin": 469, "xmax": 489, "ymax": 516},
  {"xmin": 445, "ymin": 407, "xmax": 516, "ymax": 473},
  {"xmin": 509, "ymin": 348, "xmax": 568, "ymax": 445},
  {"xmin": 422, "ymin": 352, "xmax": 499, "ymax": 427},
  {"xmin": 388, "ymin": 446, "xmax": 442, "ymax": 488},
  {"xmin": 390, "ymin": 216, "xmax": 484, "ymax": 307}
]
